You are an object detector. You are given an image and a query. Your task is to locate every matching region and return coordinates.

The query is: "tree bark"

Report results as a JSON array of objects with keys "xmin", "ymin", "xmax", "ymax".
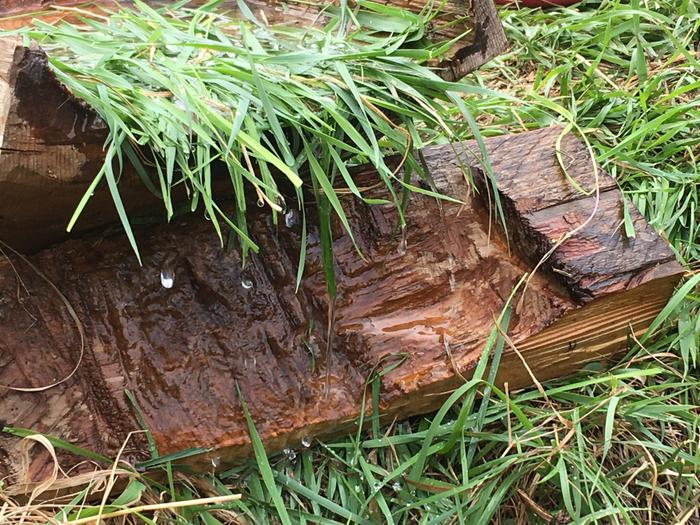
[{"xmin": 0, "ymin": 126, "xmax": 684, "ymax": 489}]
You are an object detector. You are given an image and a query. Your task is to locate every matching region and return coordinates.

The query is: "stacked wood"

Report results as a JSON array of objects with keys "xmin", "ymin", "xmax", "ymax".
[
  {"xmin": 0, "ymin": 0, "xmax": 684, "ymax": 493},
  {"xmin": 0, "ymin": 126, "xmax": 684, "ymax": 487}
]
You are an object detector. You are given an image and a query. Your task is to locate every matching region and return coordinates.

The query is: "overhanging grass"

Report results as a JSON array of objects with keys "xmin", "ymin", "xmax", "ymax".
[
  {"xmin": 1, "ymin": 0, "xmax": 698, "ymax": 523},
  {"xmin": 16, "ymin": 0, "xmax": 500, "ymax": 295}
]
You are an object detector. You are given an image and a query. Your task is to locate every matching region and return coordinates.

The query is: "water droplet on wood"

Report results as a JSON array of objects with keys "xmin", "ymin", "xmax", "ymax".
[
  {"xmin": 241, "ymin": 279, "xmax": 253, "ymax": 290},
  {"xmin": 160, "ymin": 268, "xmax": 174, "ymax": 289},
  {"xmin": 398, "ymin": 227, "xmax": 407, "ymax": 256},
  {"xmin": 284, "ymin": 209, "xmax": 298, "ymax": 228}
]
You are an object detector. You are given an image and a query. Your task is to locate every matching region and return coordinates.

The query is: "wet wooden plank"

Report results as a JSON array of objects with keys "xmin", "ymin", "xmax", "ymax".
[{"xmin": 0, "ymin": 127, "xmax": 684, "ymax": 488}]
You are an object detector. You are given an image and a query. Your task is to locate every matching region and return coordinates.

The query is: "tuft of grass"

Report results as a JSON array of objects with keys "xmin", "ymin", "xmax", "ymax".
[
  {"xmin": 15, "ymin": 0, "xmax": 494, "ymax": 290},
  {"xmin": 1, "ymin": 0, "xmax": 698, "ymax": 523}
]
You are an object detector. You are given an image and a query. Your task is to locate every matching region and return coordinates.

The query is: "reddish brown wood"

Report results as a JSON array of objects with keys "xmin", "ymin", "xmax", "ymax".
[
  {"xmin": 0, "ymin": 127, "xmax": 684, "ymax": 489},
  {"xmin": 0, "ymin": 38, "xmax": 167, "ymax": 252}
]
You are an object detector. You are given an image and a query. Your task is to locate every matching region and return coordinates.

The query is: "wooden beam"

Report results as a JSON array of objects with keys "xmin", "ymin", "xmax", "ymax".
[
  {"xmin": 0, "ymin": 127, "xmax": 684, "ymax": 487},
  {"xmin": 0, "ymin": 38, "xmax": 159, "ymax": 252}
]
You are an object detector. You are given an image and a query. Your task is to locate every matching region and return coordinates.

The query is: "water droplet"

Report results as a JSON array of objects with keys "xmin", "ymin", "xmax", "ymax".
[
  {"xmin": 284, "ymin": 209, "xmax": 298, "ymax": 228},
  {"xmin": 301, "ymin": 436, "xmax": 311, "ymax": 448},
  {"xmin": 204, "ymin": 210, "xmax": 211, "ymax": 221},
  {"xmin": 392, "ymin": 482, "xmax": 402, "ymax": 491},
  {"xmin": 241, "ymin": 279, "xmax": 253, "ymax": 290},
  {"xmin": 447, "ymin": 255, "xmax": 456, "ymax": 292},
  {"xmin": 354, "ymin": 484, "xmax": 361, "ymax": 492},
  {"xmin": 372, "ymin": 481, "xmax": 381, "ymax": 491},
  {"xmin": 425, "ymin": 504, "xmax": 431, "ymax": 511},
  {"xmin": 282, "ymin": 448, "xmax": 296, "ymax": 462},
  {"xmin": 160, "ymin": 268, "xmax": 175, "ymax": 289},
  {"xmin": 397, "ymin": 228, "xmax": 407, "ymax": 256},
  {"xmin": 257, "ymin": 198, "xmax": 265, "ymax": 207},
  {"xmin": 211, "ymin": 456, "xmax": 220, "ymax": 469}
]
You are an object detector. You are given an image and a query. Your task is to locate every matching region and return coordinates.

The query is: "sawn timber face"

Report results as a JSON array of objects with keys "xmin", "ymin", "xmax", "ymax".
[
  {"xmin": 465, "ymin": 126, "xmax": 683, "ymax": 301},
  {"xmin": 0, "ymin": 39, "xmax": 166, "ymax": 251},
  {"xmin": 0, "ymin": 128, "xmax": 684, "ymax": 481}
]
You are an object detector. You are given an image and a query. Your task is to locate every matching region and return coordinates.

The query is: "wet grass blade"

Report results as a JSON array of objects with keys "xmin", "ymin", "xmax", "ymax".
[{"xmin": 238, "ymin": 384, "xmax": 292, "ymax": 525}]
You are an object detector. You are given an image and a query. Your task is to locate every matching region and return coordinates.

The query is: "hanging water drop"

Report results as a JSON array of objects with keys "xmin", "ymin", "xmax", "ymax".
[
  {"xmin": 397, "ymin": 227, "xmax": 407, "ymax": 256},
  {"xmin": 373, "ymin": 481, "xmax": 381, "ymax": 491},
  {"xmin": 284, "ymin": 209, "xmax": 298, "ymax": 228},
  {"xmin": 160, "ymin": 268, "xmax": 175, "ymax": 289},
  {"xmin": 211, "ymin": 456, "xmax": 220, "ymax": 469},
  {"xmin": 301, "ymin": 436, "xmax": 311, "ymax": 448},
  {"xmin": 392, "ymin": 481, "xmax": 402, "ymax": 491},
  {"xmin": 241, "ymin": 278, "xmax": 253, "ymax": 290},
  {"xmin": 282, "ymin": 448, "xmax": 296, "ymax": 461},
  {"xmin": 163, "ymin": 45, "xmax": 180, "ymax": 57}
]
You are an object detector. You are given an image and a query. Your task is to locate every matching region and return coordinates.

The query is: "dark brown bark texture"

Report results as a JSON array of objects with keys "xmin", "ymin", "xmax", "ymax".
[{"xmin": 0, "ymin": 125, "xmax": 684, "ymax": 489}]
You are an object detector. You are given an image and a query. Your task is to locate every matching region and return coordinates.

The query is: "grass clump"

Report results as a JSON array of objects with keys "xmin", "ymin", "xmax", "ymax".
[
  {"xmin": 1, "ymin": 0, "xmax": 698, "ymax": 523},
  {"xmin": 19, "ymin": 0, "xmax": 490, "ymax": 289}
]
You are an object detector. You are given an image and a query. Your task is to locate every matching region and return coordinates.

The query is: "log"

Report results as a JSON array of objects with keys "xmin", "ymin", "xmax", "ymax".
[
  {"xmin": 0, "ymin": 0, "xmax": 507, "ymax": 252},
  {"xmin": 0, "ymin": 126, "xmax": 684, "ymax": 487}
]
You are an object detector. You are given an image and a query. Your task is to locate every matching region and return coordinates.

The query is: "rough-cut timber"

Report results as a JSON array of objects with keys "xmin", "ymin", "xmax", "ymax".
[
  {"xmin": 0, "ymin": 0, "xmax": 507, "ymax": 251},
  {"xmin": 0, "ymin": 37, "xmax": 168, "ymax": 251},
  {"xmin": 0, "ymin": 126, "xmax": 684, "ymax": 488}
]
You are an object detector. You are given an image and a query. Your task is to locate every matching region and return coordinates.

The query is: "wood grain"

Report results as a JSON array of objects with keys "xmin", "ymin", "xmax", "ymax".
[{"xmin": 0, "ymin": 127, "xmax": 684, "ymax": 486}]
